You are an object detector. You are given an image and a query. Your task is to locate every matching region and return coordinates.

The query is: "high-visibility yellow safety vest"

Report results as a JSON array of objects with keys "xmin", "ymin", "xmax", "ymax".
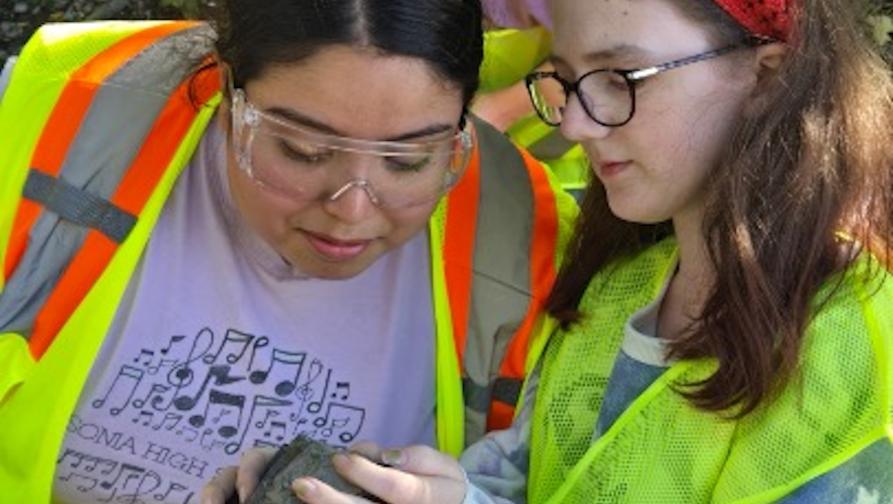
[
  {"xmin": 528, "ymin": 239, "xmax": 893, "ymax": 503},
  {"xmin": 479, "ymin": 26, "xmax": 552, "ymax": 94},
  {"xmin": 0, "ymin": 21, "xmax": 577, "ymax": 503},
  {"xmin": 480, "ymin": 26, "xmax": 589, "ymax": 196}
]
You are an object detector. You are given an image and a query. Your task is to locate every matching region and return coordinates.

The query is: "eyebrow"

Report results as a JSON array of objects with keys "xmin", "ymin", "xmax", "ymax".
[
  {"xmin": 265, "ymin": 106, "xmax": 455, "ymax": 142},
  {"xmin": 552, "ymin": 43, "xmax": 653, "ymax": 68}
]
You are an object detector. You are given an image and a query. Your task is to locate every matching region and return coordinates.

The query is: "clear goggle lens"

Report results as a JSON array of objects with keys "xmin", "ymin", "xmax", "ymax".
[{"xmin": 230, "ymin": 88, "xmax": 474, "ymax": 208}]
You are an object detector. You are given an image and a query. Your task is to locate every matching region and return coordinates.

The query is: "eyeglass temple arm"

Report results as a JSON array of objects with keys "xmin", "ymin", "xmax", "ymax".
[{"xmin": 626, "ymin": 44, "xmax": 745, "ymax": 81}]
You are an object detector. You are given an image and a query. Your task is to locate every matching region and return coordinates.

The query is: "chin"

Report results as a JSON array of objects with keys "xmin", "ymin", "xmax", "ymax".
[
  {"xmin": 310, "ymin": 265, "xmax": 368, "ymax": 280},
  {"xmin": 289, "ymin": 255, "xmax": 376, "ymax": 280},
  {"xmin": 607, "ymin": 198, "xmax": 668, "ymax": 225}
]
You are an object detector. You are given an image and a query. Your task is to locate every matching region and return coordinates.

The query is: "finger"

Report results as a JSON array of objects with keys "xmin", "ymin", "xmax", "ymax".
[
  {"xmin": 347, "ymin": 441, "xmax": 383, "ymax": 461},
  {"xmin": 379, "ymin": 445, "xmax": 465, "ymax": 480},
  {"xmin": 331, "ymin": 451, "xmax": 464, "ymax": 504},
  {"xmin": 291, "ymin": 477, "xmax": 373, "ymax": 504},
  {"xmin": 199, "ymin": 466, "xmax": 237, "ymax": 504},
  {"xmin": 235, "ymin": 447, "xmax": 277, "ymax": 500}
]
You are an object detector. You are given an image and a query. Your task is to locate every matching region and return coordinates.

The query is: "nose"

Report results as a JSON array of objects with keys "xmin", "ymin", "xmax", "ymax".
[
  {"xmin": 324, "ymin": 179, "xmax": 380, "ymax": 223},
  {"xmin": 559, "ymin": 93, "xmax": 612, "ymax": 143}
]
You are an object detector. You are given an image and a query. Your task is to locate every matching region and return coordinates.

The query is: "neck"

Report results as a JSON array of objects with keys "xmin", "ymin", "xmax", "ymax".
[
  {"xmin": 672, "ymin": 206, "xmax": 713, "ymax": 290},
  {"xmin": 657, "ymin": 205, "xmax": 713, "ymax": 340}
]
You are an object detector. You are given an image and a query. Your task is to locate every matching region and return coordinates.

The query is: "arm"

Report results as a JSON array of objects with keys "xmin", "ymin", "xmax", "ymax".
[
  {"xmin": 458, "ymin": 365, "xmax": 539, "ymax": 504},
  {"xmin": 777, "ymin": 439, "xmax": 893, "ymax": 503}
]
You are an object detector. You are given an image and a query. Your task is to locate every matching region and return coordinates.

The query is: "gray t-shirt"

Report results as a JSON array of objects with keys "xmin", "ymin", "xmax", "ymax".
[{"xmin": 54, "ymin": 121, "xmax": 436, "ymax": 503}]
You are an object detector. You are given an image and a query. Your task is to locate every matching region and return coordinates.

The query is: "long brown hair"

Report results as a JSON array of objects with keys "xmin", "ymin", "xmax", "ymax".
[{"xmin": 546, "ymin": 0, "xmax": 893, "ymax": 416}]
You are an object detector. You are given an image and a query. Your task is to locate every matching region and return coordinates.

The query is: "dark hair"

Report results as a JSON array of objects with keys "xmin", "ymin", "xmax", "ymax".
[
  {"xmin": 211, "ymin": 0, "xmax": 483, "ymax": 108},
  {"xmin": 547, "ymin": 0, "xmax": 893, "ymax": 416}
]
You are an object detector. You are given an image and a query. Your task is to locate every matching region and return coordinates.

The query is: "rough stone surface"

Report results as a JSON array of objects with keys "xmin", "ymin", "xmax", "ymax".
[{"xmin": 239, "ymin": 436, "xmax": 377, "ymax": 504}]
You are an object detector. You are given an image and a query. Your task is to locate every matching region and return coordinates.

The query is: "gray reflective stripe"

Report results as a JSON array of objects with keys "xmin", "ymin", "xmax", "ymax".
[
  {"xmin": 527, "ymin": 127, "xmax": 576, "ymax": 160},
  {"xmin": 0, "ymin": 213, "xmax": 84, "ymax": 336},
  {"xmin": 0, "ymin": 24, "xmax": 215, "ymax": 340},
  {"xmin": 492, "ymin": 376, "xmax": 523, "ymax": 405},
  {"xmin": 463, "ymin": 376, "xmax": 524, "ymax": 414},
  {"xmin": 0, "ymin": 56, "xmax": 17, "ymax": 103},
  {"xmin": 463, "ymin": 377, "xmax": 491, "ymax": 413},
  {"xmin": 23, "ymin": 169, "xmax": 136, "ymax": 242},
  {"xmin": 461, "ymin": 116, "xmax": 535, "ymax": 444},
  {"xmin": 57, "ymin": 26, "xmax": 213, "ymax": 194}
]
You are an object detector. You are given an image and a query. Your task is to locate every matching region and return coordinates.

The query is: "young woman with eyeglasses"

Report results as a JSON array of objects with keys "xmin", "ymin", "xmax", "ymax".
[
  {"xmin": 214, "ymin": 0, "xmax": 891, "ymax": 503},
  {"xmin": 0, "ymin": 1, "xmax": 578, "ymax": 501}
]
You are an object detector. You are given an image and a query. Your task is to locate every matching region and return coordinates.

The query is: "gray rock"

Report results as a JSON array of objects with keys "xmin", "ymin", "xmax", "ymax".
[{"xmin": 240, "ymin": 436, "xmax": 380, "ymax": 504}]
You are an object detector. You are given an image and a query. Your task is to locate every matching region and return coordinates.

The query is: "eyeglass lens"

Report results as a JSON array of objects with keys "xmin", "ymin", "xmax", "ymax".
[
  {"xmin": 528, "ymin": 72, "xmax": 634, "ymax": 127},
  {"xmin": 233, "ymin": 107, "xmax": 470, "ymax": 208}
]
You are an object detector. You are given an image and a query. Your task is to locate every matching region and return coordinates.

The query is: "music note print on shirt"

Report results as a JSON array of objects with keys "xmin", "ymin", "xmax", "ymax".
[{"xmin": 88, "ymin": 326, "xmax": 367, "ymax": 455}]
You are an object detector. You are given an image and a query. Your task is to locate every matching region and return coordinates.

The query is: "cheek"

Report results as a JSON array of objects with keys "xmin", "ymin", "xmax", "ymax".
[
  {"xmin": 227, "ymin": 163, "xmax": 303, "ymax": 239},
  {"xmin": 642, "ymin": 89, "xmax": 745, "ymax": 174},
  {"xmin": 382, "ymin": 203, "xmax": 437, "ymax": 245},
  {"xmin": 685, "ymin": 94, "xmax": 747, "ymax": 168}
]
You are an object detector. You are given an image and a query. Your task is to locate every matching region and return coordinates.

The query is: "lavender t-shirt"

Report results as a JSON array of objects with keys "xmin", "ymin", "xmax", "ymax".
[{"xmin": 54, "ymin": 120, "xmax": 436, "ymax": 504}]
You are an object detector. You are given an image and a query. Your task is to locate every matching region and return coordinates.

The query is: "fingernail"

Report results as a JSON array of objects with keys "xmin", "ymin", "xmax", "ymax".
[
  {"xmin": 293, "ymin": 478, "xmax": 315, "ymax": 499},
  {"xmin": 381, "ymin": 449, "xmax": 405, "ymax": 467},
  {"xmin": 332, "ymin": 452, "xmax": 351, "ymax": 466},
  {"xmin": 237, "ymin": 484, "xmax": 247, "ymax": 503}
]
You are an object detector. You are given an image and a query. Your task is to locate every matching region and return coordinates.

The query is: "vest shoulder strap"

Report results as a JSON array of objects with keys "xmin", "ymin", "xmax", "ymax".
[
  {"xmin": 442, "ymin": 115, "xmax": 570, "ymax": 443},
  {"xmin": 0, "ymin": 21, "xmax": 221, "ymax": 360}
]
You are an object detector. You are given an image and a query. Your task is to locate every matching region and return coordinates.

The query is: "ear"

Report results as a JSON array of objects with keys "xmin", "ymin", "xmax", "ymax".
[
  {"xmin": 742, "ymin": 42, "xmax": 787, "ymax": 116},
  {"xmin": 753, "ymin": 42, "xmax": 787, "ymax": 82},
  {"xmin": 216, "ymin": 61, "xmax": 234, "ymax": 134},
  {"xmin": 217, "ymin": 100, "xmax": 232, "ymax": 135}
]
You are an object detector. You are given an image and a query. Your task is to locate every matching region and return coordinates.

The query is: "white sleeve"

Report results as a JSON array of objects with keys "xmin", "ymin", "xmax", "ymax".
[{"xmin": 458, "ymin": 364, "xmax": 540, "ymax": 504}]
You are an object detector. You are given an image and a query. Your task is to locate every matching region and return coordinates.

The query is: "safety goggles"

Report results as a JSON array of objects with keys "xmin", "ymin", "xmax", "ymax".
[{"xmin": 230, "ymin": 88, "xmax": 475, "ymax": 208}]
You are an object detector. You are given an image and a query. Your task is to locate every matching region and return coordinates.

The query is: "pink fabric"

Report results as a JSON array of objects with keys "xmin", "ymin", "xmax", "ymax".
[
  {"xmin": 713, "ymin": 0, "xmax": 790, "ymax": 41},
  {"xmin": 482, "ymin": 0, "xmax": 552, "ymax": 29}
]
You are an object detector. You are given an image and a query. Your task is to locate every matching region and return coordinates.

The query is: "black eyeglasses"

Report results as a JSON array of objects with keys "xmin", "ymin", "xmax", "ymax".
[{"xmin": 526, "ymin": 43, "xmax": 751, "ymax": 128}]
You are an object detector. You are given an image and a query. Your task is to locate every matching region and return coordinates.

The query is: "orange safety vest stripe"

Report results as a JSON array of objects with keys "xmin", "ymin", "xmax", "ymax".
[
  {"xmin": 26, "ymin": 35, "xmax": 220, "ymax": 360},
  {"xmin": 441, "ymin": 132, "xmax": 560, "ymax": 430},
  {"xmin": 3, "ymin": 22, "xmax": 198, "ymax": 281},
  {"xmin": 497, "ymin": 146, "xmax": 559, "ymax": 380},
  {"xmin": 443, "ymin": 140, "xmax": 482, "ymax": 370},
  {"xmin": 487, "ymin": 146, "xmax": 559, "ymax": 430}
]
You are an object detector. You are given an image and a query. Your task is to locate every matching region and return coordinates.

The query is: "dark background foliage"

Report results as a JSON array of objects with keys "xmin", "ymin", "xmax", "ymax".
[{"xmin": 0, "ymin": 0, "xmax": 214, "ymax": 61}]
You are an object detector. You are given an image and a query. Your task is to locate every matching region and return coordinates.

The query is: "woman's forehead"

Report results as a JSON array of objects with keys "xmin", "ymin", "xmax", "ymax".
[
  {"xmin": 242, "ymin": 46, "xmax": 464, "ymax": 141},
  {"xmin": 550, "ymin": 0, "xmax": 713, "ymax": 65}
]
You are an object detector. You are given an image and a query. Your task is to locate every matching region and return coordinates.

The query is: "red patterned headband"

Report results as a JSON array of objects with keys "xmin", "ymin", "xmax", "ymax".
[{"xmin": 713, "ymin": 0, "xmax": 791, "ymax": 41}]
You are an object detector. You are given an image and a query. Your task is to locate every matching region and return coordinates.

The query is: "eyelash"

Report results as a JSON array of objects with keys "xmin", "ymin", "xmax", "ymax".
[
  {"xmin": 387, "ymin": 157, "xmax": 431, "ymax": 173},
  {"xmin": 278, "ymin": 140, "xmax": 333, "ymax": 163}
]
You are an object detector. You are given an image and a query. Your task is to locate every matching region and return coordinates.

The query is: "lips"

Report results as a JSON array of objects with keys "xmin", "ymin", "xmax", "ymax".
[
  {"xmin": 598, "ymin": 160, "xmax": 632, "ymax": 178},
  {"xmin": 301, "ymin": 229, "xmax": 371, "ymax": 261}
]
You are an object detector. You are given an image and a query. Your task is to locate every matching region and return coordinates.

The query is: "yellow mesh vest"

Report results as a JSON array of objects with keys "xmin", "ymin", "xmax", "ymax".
[{"xmin": 529, "ymin": 241, "xmax": 893, "ymax": 503}]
